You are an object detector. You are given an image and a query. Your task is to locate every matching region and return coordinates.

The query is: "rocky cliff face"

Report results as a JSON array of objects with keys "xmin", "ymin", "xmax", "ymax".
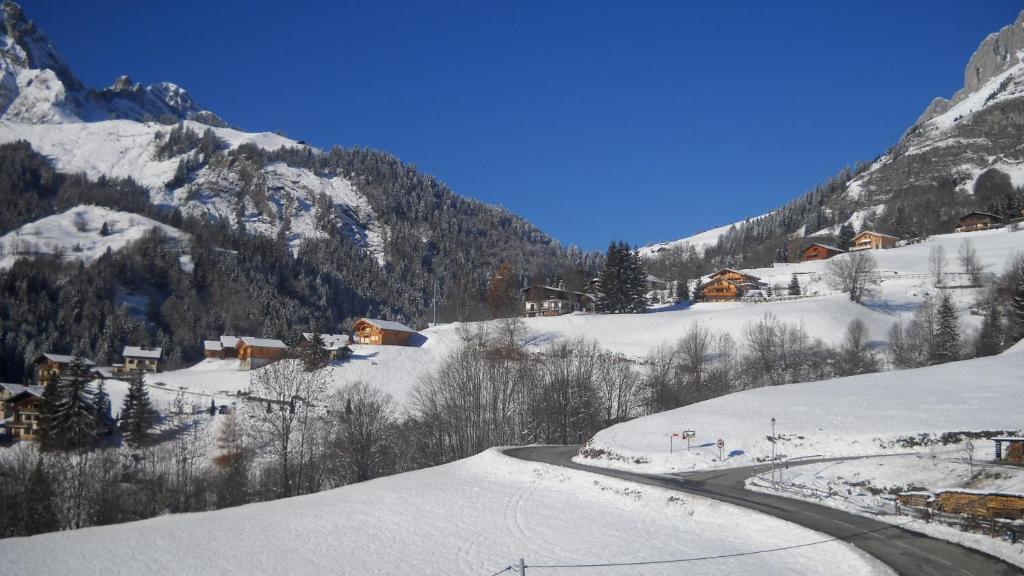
[{"xmin": 0, "ymin": 1, "xmax": 224, "ymax": 125}]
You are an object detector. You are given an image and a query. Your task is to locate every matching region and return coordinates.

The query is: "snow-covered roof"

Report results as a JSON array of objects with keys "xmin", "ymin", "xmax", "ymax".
[
  {"xmin": 959, "ymin": 211, "xmax": 1002, "ymax": 221},
  {"xmin": 6, "ymin": 388, "xmax": 44, "ymax": 401},
  {"xmin": 301, "ymin": 333, "xmax": 350, "ymax": 350},
  {"xmin": 708, "ymin": 268, "xmax": 760, "ymax": 281},
  {"xmin": 239, "ymin": 336, "xmax": 289, "ymax": 349},
  {"xmin": 123, "ymin": 346, "xmax": 161, "ymax": 359},
  {"xmin": 37, "ymin": 353, "xmax": 94, "ymax": 366},
  {"xmin": 805, "ymin": 243, "xmax": 845, "ymax": 253},
  {"xmin": 1, "ymin": 383, "xmax": 43, "ymax": 397},
  {"xmin": 219, "ymin": 335, "xmax": 240, "ymax": 348},
  {"xmin": 357, "ymin": 319, "xmax": 417, "ymax": 334},
  {"xmin": 521, "ymin": 285, "xmax": 592, "ymax": 298},
  {"xmin": 646, "ymin": 274, "xmax": 665, "ymax": 283},
  {"xmin": 203, "ymin": 340, "xmax": 223, "ymax": 351},
  {"xmin": 992, "ymin": 437, "xmax": 1024, "ymax": 442},
  {"xmin": 854, "ymin": 230, "xmax": 899, "ymax": 240}
]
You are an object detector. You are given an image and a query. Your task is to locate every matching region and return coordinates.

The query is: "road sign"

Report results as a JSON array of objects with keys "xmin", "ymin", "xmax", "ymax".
[
  {"xmin": 717, "ymin": 438, "xmax": 724, "ymax": 461},
  {"xmin": 682, "ymin": 430, "xmax": 695, "ymax": 439}
]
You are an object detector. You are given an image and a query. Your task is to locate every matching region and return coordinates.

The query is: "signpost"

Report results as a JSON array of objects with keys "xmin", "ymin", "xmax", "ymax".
[
  {"xmin": 682, "ymin": 430, "xmax": 695, "ymax": 451},
  {"xmin": 671, "ymin": 430, "xmax": 697, "ymax": 454},
  {"xmin": 717, "ymin": 438, "xmax": 724, "ymax": 461}
]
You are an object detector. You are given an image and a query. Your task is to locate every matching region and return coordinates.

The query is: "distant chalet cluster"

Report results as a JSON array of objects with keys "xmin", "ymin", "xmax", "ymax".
[{"xmin": 0, "ymin": 318, "xmax": 419, "ymax": 444}]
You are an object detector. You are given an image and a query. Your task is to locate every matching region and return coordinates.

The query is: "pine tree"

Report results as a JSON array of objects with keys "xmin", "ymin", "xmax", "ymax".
[
  {"xmin": 120, "ymin": 372, "xmax": 156, "ymax": 448},
  {"xmin": 99, "ymin": 221, "xmax": 111, "ymax": 236},
  {"xmin": 301, "ymin": 332, "xmax": 330, "ymax": 371},
  {"xmin": 675, "ymin": 279, "xmax": 690, "ymax": 301},
  {"xmin": 931, "ymin": 293, "xmax": 960, "ymax": 364},
  {"xmin": 624, "ymin": 246, "xmax": 649, "ymax": 313},
  {"xmin": 17, "ymin": 458, "xmax": 59, "ymax": 536},
  {"xmin": 44, "ymin": 356, "xmax": 98, "ymax": 451},
  {"xmin": 788, "ymin": 273, "xmax": 801, "ymax": 296},
  {"xmin": 37, "ymin": 377, "xmax": 62, "ymax": 451},
  {"xmin": 1011, "ymin": 272, "xmax": 1024, "ymax": 344},
  {"xmin": 93, "ymin": 379, "xmax": 113, "ymax": 437},
  {"xmin": 209, "ymin": 398, "xmax": 217, "ymax": 416},
  {"xmin": 596, "ymin": 242, "xmax": 626, "ymax": 313},
  {"xmin": 837, "ymin": 222, "xmax": 856, "ymax": 251},
  {"xmin": 975, "ymin": 302, "xmax": 1004, "ymax": 357}
]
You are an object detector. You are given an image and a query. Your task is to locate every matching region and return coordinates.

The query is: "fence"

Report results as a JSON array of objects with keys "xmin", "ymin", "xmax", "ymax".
[{"xmin": 898, "ymin": 504, "xmax": 1024, "ymax": 543}]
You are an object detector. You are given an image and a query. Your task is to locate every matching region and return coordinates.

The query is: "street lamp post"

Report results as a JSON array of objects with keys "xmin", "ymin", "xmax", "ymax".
[{"xmin": 770, "ymin": 417, "xmax": 777, "ymax": 488}]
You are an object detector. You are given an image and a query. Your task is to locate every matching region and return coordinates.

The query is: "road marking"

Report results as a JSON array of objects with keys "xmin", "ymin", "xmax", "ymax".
[
  {"xmin": 867, "ymin": 532, "xmax": 885, "ymax": 539},
  {"xmin": 894, "ymin": 541, "xmax": 917, "ymax": 553},
  {"xmin": 932, "ymin": 556, "xmax": 954, "ymax": 568},
  {"xmin": 804, "ymin": 511, "xmax": 826, "ymax": 520},
  {"xmin": 961, "ymin": 569, "xmax": 976, "ymax": 576},
  {"xmin": 834, "ymin": 520, "xmax": 859, "ymax": 530}
]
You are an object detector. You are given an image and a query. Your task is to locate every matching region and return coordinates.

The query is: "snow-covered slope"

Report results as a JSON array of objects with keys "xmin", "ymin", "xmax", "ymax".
[
  {"xmin": 577, "ymin": 345, "xmax": 1024, "ymax": 475},
  {"xmin": 0, "ymin": 448, "xmax": 891, "ymax": 576},
  {"xmin": 0, "ymin": 205, "xmax": 189, "ymax": 270},
  {"xmin": 0, "ymin": 2, "xmax": 384, "ymax": 259}
]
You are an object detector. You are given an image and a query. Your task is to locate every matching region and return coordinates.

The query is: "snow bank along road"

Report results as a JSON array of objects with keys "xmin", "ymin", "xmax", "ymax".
[{"xmin": 505, "ymin": 446, "xmax": 1020, "ymax": 576}]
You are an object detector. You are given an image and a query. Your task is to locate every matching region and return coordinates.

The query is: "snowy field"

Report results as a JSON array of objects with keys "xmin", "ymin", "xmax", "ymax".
[
  {"xmin": 744, "ymin": 443, "xmax": 1024, "ymax": 565},
  {"xmin": 0, "ymin": 205, "xmax": 189, "ymax": 270},
  {"xmin": 577, "ymin": 345, "xmax": 1024, "ymax": 474},
  {"xmin": 0, "ymin": 448, "xmax": 892, "ymax": 576}
]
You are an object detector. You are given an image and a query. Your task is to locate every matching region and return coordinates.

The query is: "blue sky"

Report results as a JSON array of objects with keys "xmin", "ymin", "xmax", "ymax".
[{"xmin": 26, "ymin": 1, "xmax": 1023, "ymax": 251}]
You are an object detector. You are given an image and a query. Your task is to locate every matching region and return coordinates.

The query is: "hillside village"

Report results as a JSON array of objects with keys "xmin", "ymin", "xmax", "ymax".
[{"xmin": 4, "ymin": 3, "xmax": 1024, "ymax": 575}]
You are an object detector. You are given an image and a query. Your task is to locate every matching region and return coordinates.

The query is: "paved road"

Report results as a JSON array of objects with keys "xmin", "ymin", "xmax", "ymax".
[{"xmin": 505, "ymin": 445, "xmax": 1021, "ymax": 576}]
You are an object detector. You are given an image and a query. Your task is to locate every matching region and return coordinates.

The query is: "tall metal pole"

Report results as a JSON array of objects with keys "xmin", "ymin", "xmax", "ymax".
[
  {"xmin": 432, "ymin": 276, "xmax": 437, "ymax": 326},
  {"xmin": 517, "ymin": 558, "xmax": 526, "ymax": 575},
  {"xmin": 771, "ymin": 417, "xmax": 777, "ymax": 488}
]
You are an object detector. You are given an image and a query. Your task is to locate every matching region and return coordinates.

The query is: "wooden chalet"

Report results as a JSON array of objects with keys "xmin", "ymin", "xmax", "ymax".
[
  {"xmin": 204, "ymin": 335, "xmax": 240, "ymax": 359},
  {"xmin": 521, "ymin": 285, "xmax": 595, "ymax": 317},
  {"xmin": 955, "ymin": 212, "xmax": 1003, "ymax": 233},
  {"xmin": 236, "ymin": 337, "xmax": 289, "ymax": 370},
  {"xmin": 801, "ymin": 243, "xmax": 846, "ymax": 262},
  {"xmin": 850, "ymin": 231, "xmax": 898, "ymax": 251},
  {"xmin": 695, "ymin": 269, "xmax": 766, "ymax": 302},
  {"xmin": 32, "ymin": 353, "xmax": 95, "ymax": 386},
  {"xmin": 298, "ymin": 333, "xmax": 353, "ymax": 360},
  {"xmin": 352, "ymin": 318, "xmax": 418, "ymax": 346},
  {"xmin": 117, "ymin": 346, "xmax": 162, "ymax": 374},
  {"xmin": 646, "ymin": 274, "xmax": 668, "ymax": 291},
  {"xmin": 3, "ymin": 387, "xmax": 44, "ymax": 441}
]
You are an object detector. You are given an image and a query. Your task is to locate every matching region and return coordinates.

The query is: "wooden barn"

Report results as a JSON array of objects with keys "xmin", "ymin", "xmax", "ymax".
[
  {"xmin": 801, "ymin": 243, "xmax": 846, "ymax": 262},
  {"xmin": 521, "ymin": 285, "xmax": 595, "ymax": 317},
  {"xmin": 236, "ymin": 337, "xmax": 289, "ymax": 370},
  {"xmin": 298, "ymin": 333, "xmax": 353, "ymax": 360},
  {"xmin": 353, "ymin": 318, "xmax": 418, "ymax": 346},
  {"xmin": 850, "ymin": 231, "xmax": 898, "ymax": 251},
  {"xmin": 695, "ymin": 269, "xmax": 766, "ymax": 302},
  {"xmin": 955, "ymin": 211, "xmax": 1003, "ymax": 233},
  {"xmin": 32, "ymin": 353, "xmax": 95, "ymax": 386}
]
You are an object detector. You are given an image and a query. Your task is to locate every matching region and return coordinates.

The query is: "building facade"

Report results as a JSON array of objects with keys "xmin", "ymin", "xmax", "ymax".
[
  {"xmin": 801, "ymin": 243, "xmax": 846, "ymax": 262},
  {"xmin": 850, "ymin": 231, "xmax": 898, "ymax": 251},
  {"xmin": 352, "ymin": 318, "xmax": 418, "ymax": 346},
  {"xmin": 521, "ymin": 285, "xmax": 594, "ymax": 317}
]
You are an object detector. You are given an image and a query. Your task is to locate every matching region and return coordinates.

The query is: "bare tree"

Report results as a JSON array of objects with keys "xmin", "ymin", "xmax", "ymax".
[
  {"xmin": 957, "ymin": 239, "xmax": 984, "ymax": 285},
  {"xmin": 825, "ymin": 251, "xmax": 880, "ymax": 303},
  {"xmin": 928, "ymin": 245, "xmax": 947, "ymax": 285},
  {"xmin": 246, "ymin": 360, "xmax": 327, "ymax": 497},
  {"xmin": 328, "ymin": 382, "xmax": 397, "ymax": 483}
]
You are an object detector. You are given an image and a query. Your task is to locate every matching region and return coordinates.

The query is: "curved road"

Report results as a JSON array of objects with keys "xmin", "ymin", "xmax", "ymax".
[{"xmin": 505, "ymin": 445, "xmax": 1020, "ymax": 576}]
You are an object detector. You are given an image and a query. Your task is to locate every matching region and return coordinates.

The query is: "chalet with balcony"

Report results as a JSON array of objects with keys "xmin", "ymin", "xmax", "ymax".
[
  {"xmin": 32, "ymin": 353, "xmax": 96, "ymax": 386},
  {"xmin": 3, "ymin": 387, "xmax": 44, "ymax": 442},
  {"xmin": 521, "ymin": 285, "xmax": 595, "ymax": 317},
  {"xmin": 850, "ymin": 231, "xmax": 898, "ymax": 251},
  {"xmin": 955, "ymin": 212, "xmax": 1003, "ymax": 233},
  {"xmin": 695, "ymin": 269, "xmax": 767, "ymax": 302},
  {"xmin": 352, "ymin": 319, "xmax": 418, "ymax": 346},
  {"xmin": 801, "ymin": 243, "xmax": 846, "ymax": 262},
  {"xmin": 236, "ymin": 337, "xmax": 289, "ymax": 370},
  {"xmin": 299, "ymin": 333, "xmax": 353, "ymax": 360}
]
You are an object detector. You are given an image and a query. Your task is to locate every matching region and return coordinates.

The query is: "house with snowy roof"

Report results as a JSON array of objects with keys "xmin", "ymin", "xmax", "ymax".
[
  {"xmin": 236, "ymin": 337, "xmax": 289, "ymax": 370},
  {"xmin": 694, "ymin": 269, "xmax": 767, "ymax": 302},
  {"xmin": 298, "ymin": 333, "xmax": 353, "ymax": 360},
  {"xmin": 203, "ymin": 335, "xmax": 241, "ymax": 359},
  {"xmin": 850, "ymin": 230, "xmax": 899, "ymax": 251},
  {"xmin": 521, "ymin": 285, "xmax": 595, "ymax": 317},
  {"xmin": 118, "ymin": 346, "xmax": 162, "ymax": 374},
  {"xmin": 801, "ymin": 243, "xmax": 846, "ymax": 262},
  {"xmin": 32, "ymin": 353, "xmax": 96, "ymax": 386},
  {"xmin": 3, "ymin": 386, "xmax": 44, "ymax": 442},
  {"xmin": 352, "ymin": 318, "xmax": 418, "ymax": 346}
]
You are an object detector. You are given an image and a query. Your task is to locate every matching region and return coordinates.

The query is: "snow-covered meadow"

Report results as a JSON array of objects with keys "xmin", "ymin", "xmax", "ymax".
[
  {"xmin": 577, "ymin": 345, "xmax": 1024, "ymax": 474},
  {"xmin": 0, "ymin": 448, "xmax": 892, "ymax": 576}
]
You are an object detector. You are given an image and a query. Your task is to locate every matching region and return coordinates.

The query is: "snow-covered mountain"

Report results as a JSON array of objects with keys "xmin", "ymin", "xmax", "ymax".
[
  {"xmin": 0, "ymin": 1, "xmax": 384, "ymax": 258},
  {"xmin": 643, "ymin": 10, "xmax": 1024, "ymax": 260}
]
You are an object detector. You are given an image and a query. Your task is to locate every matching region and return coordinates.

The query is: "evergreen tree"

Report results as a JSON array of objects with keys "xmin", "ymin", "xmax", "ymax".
[
  {"xmin": 788, "ymin": 273, "xmax": 801, "ymax": 296},
  {"xmin": 209, "ymin": 398, "xmax": 217, "ymax": 416},
  {"xmin": 98, "ymin": 221, "xmax": 111, "ymax": 236},
  {"xmin": 301, "ymin": 332, "xmax": 331, "ymax": 371},
  {"xmin": 596, "ymin": 242, "xmax": 627, "ymax": 313},
  {"xmin": 624, "ymin": 246, "xmax": 648, "ymax": 313},
  {"xmin": 675, "ymin": 279, "xmax": 690, "ymax": 301},
  {"xmin": 931, "ymin": 293, "xmax": 960, "ymax": 364},
  {"xmin": 120, "ymin": 372, "xmax": 157, "ymax": 448},
  {"xmin": 1012, "ymin": 272, "xmax": 1024, "ymax": 344},
  {"xmin": 37, "ymin": 377, "xmax": 62, "ymax": 451},
  {"xmin": 17, "ymin": 458, "xmax": 59, "ymax": 536},
  {"xmin": 837, "ymin": 222, "xmax": 856, "ymax": 251},
  {"xmin": 44, "ymin": 356, "xmax": 98, "ymax": 451},
  {"xmin": 975, "ymin": 302, "xmax": 1004, "ymax": 357},
  {"xmin": 93, "ymin": 379, "xmax": 113, "ymax": 436}
]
